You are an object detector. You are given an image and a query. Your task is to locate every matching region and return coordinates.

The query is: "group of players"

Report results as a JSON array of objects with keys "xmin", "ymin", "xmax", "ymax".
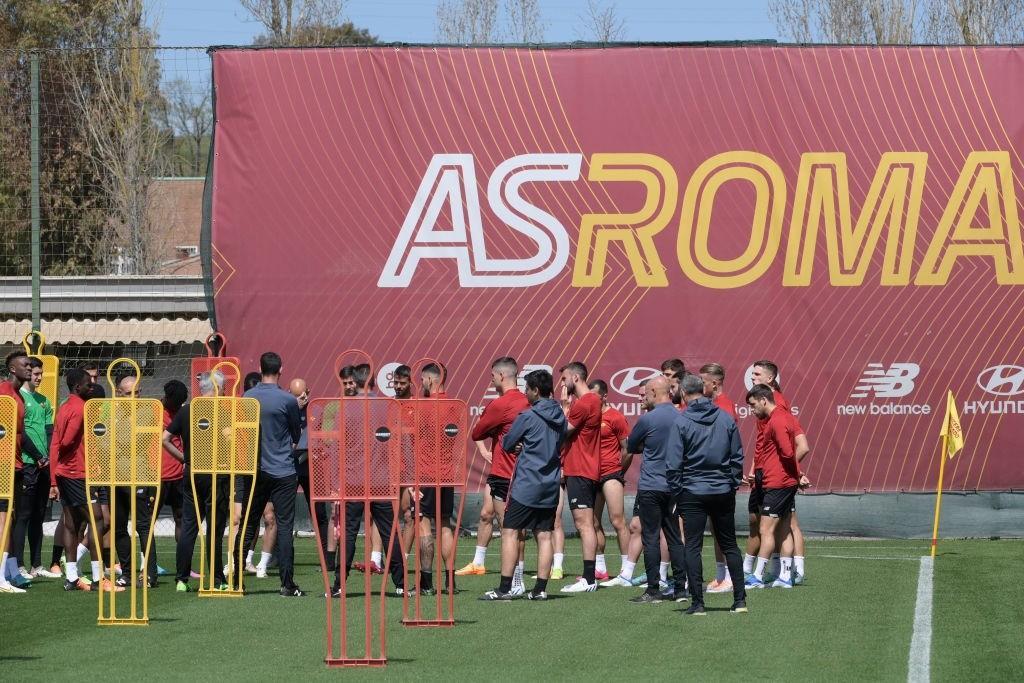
[{"xmin": 0, "ymin": 350, "xmax": 809, "ymax": 614}]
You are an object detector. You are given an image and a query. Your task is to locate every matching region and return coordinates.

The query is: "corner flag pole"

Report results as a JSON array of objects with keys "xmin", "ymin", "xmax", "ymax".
[{"xmin": 929, "ymin": 432, "xmax": 948, "ymax": 559}]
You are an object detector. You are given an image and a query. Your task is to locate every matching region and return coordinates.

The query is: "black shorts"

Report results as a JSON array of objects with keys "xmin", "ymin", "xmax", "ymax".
[
  {"xmin": 417, "ymin": 486, "xmax": 455, "ymax": 520},
  {"xmin": 632, "ymin": 498, "xmax": 639, "ymax": 517},
  {"xmin": 234, "ymin": 474, "xmax": 253, "ymax": 505},
  {"xmin": 90, "ymin": 485, "xmax": 109, "ymax": 505},
  {"xmin": 58, "ymin": 476, "xmax": 89, "ymax": 508},
  {"xmin": 761, "ymin": 486, "xmax": 797, "ymax": 518},
  {"xmin": 158, "ymin": 479, "xmax": 184, "ymax": 514},
  {"xmin": 599, "ymin": 472, "xmax": 625, "ymax": 487},
  {"xmin": 747, "ymin": 485, "xmax": 764, "ymax": 515},
  {"xmin": 487, "ymin": 475, "xmax": 510, "ymax": 503},
  {"xmin": 502, "ymin": 497, "xmax": 556, "ymax": 532},
  {"xmin": 565, "ymin": 476, "xmax": 598, "ymax": 510}
]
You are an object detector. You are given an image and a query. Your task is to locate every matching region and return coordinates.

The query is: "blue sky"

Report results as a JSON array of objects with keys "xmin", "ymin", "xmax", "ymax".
[{"xmin": 152, "ymin": 0, "xmax": 780, "ymax": 46}]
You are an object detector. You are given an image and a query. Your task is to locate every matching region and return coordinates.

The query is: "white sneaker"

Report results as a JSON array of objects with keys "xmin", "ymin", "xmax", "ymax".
[
  {"xmin": 32, "ymin": 566, "xmax": 62, "ymax": 579},
  {"xmin": 600, "ymin": 575, "xmax": 633, "ymax": 588},
  {"xmin": 509, "ymin": 582, "xmax": 525, "ymax": 596},
  {"xmin": 255, "ymin": 564, "xmax": 268, "ymax": 579},
  {"xmin": 19, "ymin": 568, "xmax": 33, "ymax": 580},
  {"xmin": 793, "ymin": 572, "xmax": 804, "ymax": 585},
  {"xmin": 560, "ymin": 578, "xmax": 597, "ymax": 593},
  {"xmin": 771, "ymin": 577, "xmax": 793, "ymax": 589},
  {"xmin": 244, "ymin": 562, "xmax": 259, "ymax": 575},
  {"xmin": 0, "ymin": 583, "xmax": 26, "ymax": 594}
]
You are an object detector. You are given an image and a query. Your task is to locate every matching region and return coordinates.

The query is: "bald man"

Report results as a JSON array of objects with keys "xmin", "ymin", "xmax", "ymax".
[
  {"xmin": 623, "ymin": 375, "xmax": 688, "ymax": 604},
  {"xmin": 289, "ymin": 379, "xmax": 333, "ymax": 572}
]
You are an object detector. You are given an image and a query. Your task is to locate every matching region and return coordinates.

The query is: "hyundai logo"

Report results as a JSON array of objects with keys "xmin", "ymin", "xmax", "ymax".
[
  {"xmin": 977, "ymin": 365, "xmax": 1024, "ymax": 396},
  {"xmin": 609, "ymin": 367, "xmax": 662, "ymax": 396}
]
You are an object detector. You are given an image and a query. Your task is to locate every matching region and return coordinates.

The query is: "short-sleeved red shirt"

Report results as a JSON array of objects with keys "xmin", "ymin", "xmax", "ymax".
[
  {"xmin": 753, "ymin": 406, "xmax": 800, "ymax": 488},
  {"xmin": 563, "ymin": 392, "xmax": 602, "ymax": 480},
  {"xmin": 714, "ymin": 393, "xmax": 737, "ymax": 420},
  {"xmin": 598, "ymin": 407, "xmax": 629, "ymax": 478},
  {"xmin": 161, "ymin": 408, "xmax": 185, "ymax": 481},
  {"xmin": 471, "ymin": 389, "xmax": 529, "ymax": 479},
  {"xmin": 50, "ymin": 394, "xmax": 86, "ymax": 485}
]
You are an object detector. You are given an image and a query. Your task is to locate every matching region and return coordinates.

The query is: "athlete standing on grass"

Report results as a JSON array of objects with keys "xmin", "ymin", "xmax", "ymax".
[
  {"xmin": 699, "ymin": 362, "xmax": 738, "ymax": 594},
  {"xmin": 480, "ymin": 370, "xmax": 565, "ymax": 601},
  {"xmin": 558, "ymin": 362, "xmax": 603, "ymax": 594},
  {"xmin": 626, "ymin": 376, "xmax": 688, "ymax": 605},
  {"xmin": 588, "ymin": 379, "xmax": 630, "ymax": 582},
  {"xmin": 14, "ymin": 357, "xmax": 57, "ymax": 580},
  {"xmin": 0, "ymin": 351, "xmax": 29, "ymax": 592},
  {"xmin": 461, "ymin": 357, "xmax": 530, "ymax": 589}
]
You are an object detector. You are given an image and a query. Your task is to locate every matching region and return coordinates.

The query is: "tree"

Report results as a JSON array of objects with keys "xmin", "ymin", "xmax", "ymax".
[
  {"xmin": 768, "ymin": 0, "xmax": 920, "ymax": 44},
  {"xmin": 240, "ymin": 0, "xmax": 376, "ymax": 46},
  {"xmin": 63, "ymin": 0, "xmax": 170, "ymax": 275},
  {"xmin": 922, "ymin": 0, "xmax": 1024, "ymax": 43},
  {"xmin": 162, "ymin": 77, "xmax": 211, "ymax": 177},
  {"xmin": 505, "ymin": 0, "xmax": 544, "ymax": 43},
  {"xmin": 436, "ymin": 0, "xmax": 501, "ymax": 43},
  {"xmin": 580, "ymin": 0, "xmax": 627, "ymax": 42}
]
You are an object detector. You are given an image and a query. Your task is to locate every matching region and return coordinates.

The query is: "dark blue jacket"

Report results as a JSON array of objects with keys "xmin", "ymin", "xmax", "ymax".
[
  {"xmin": 244, "ymin": 383, "xmax": 302, "ymax": 478},
  {"xmin": 626, "ymin": 402, "xmax": 679, "ymax": 493},
  {"xmin": 668, "ymin": 397, "xmax": 743, "ymax": 495},
  {"xmin": 503, "ymin": 398, "xmax": 566, "ymax": 508}
]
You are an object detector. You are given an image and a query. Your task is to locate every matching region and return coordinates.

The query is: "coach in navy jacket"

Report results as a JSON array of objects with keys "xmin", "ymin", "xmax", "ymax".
[{"xmin": 670, "ymin": 373, "xmax": 747, "ymax": 611}]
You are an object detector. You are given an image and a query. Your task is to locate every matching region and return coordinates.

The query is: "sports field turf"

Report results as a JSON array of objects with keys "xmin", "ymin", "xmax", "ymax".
[{"xmin": 2, "ymin": 537, "xmax": 1021, "ymax": 681}]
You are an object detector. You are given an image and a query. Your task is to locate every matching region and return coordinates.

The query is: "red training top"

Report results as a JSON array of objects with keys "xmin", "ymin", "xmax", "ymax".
[
  {"xmin": 50, "ymin": 393, "xmax": 86, "ymax": 485},
  {"xmin": 598, "ymin": 407, "xmax": 630, "ymax": 478},
  {"xmin": 753, "ymin": 406, "xmax": 800, "ymax": 488},
  {"xmin": 471, "ymin": 388, "xmax": 529, "ymax": 480},
  {"xmin": 563, "ymin": 392, "xmax": 602, "ymax": 481},
  {"xmin": 162, "ymin": 409, "xmax": 185, "ymax": 481},
  {"xmin": 714, "ymin": 393, "xmax": 738, "ymax": 421}
]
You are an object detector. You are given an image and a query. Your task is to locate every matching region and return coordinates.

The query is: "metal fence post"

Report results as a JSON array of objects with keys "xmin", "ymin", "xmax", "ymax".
[{"xmin": 30, "ymin": 51, "xmax": 41, "ymax": 331}]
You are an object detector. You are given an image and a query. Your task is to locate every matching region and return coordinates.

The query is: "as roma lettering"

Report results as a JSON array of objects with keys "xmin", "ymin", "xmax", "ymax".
[{"xmin": 378, "ymin": 152, "xmax": 1023, "ymax": 289}]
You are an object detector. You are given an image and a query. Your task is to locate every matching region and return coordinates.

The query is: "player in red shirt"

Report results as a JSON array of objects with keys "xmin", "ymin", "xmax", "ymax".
[
  {"xmin": 743, "ymin": 385, "xmax": 809, "ymax": 589},
  {"xmin": 558, "ymin": 361, "xmax": 602, "ymax": 593},
  {"xmin": 147, "ymin": 380, "xmax": 188, "ymax": 581},
  {"xmin": 0, "ymin": 351, "xmax": 29, "ymax": 593},
  {"xmin": 48, "ymin": 368, "xmax": 120, "ymax": 593},
  {"xmin": 587, "ymin": 380, "xmax": 630, "ymax": 581},
  {"xmin": 745, "ymin": 359, "xmax": 811, "ymax": 583},
  {"xmin": 459, "ymin": 357, "xmax": 530, "ymax": 586}
]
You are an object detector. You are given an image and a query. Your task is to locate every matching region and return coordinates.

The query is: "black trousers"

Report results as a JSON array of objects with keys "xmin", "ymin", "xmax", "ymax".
[
  {"xmin": 110, "ymin": 486, "xmax": 155, "ymax": 576},
  {"xmin": 676, "ymin": 490, "xmax": 746, "ymax": 605},
  {"xmin": 12, "ymin": 464, "xmax": 49, "ymax": 568},
  {"xmin": 636, "ymin": 489, "xmax": 687, "ymax": 593},
  {"xmin": 176, "ymin": 471, "xmax": 229, "ymax": 584},
  {"xmin": 239, "ymin": 473, "xmax": 297, "ymax": 588},
  {"xmin": 296, "ymin": 464, "xmax": 331, "ymax": 570},
  {"xmin": 338, "ymin": 501, "xmax": 404, "ymax": 590}
]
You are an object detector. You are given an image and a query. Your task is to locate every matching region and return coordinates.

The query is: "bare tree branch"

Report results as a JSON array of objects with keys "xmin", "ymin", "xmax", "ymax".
[
  {"xmin": 436, "ymin": 0, "xmax": 502, "ymax": 43},
  {"xmin": 239, "ymin": 0, "xmax": 348, "ymax": 45},
  {"xmin": 922, "ymin": 0, "xmax": 1024, "ymax": 44},
  {"xmin": 581, "ymin": 0, "xmax": 627, "ymax": 42},
  {"xmin": 505, "ymin": 0, "xmax": 545, "ymax": 43},
  {"xmin": 770, "ymin": 0, "xmax": 922, "ymax": 43}
]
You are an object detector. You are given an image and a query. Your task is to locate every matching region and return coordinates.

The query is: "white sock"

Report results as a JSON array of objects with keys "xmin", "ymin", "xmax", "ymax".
[
  {"xmin": 472, "ymin": 545, "xmax": 487, "ymax": 566},
  {"xmin": 0, "ymin": 557, "xmax": 8, "ymax": 587},
  {"xmin": 91, "ymin": 561, "xmax": 102, "ymax": 583},
  {"xmin": 780, "ymin": 557, "xmax": 793, "ymax": 582},
  {"xmin": 794, "ymin": 555, "xmax": 805, "ymax": 576},
  {"xmin": 66, "ymin": 560, "xmax": 79, "ymax": 582},
  {"xmin": 770, "ymin": 553, "xmax": 780, "ymax": 576},
  {"xmin": 246, "ymin": 549, "xmax": 254, "ymax": 565},
  {"xmin": 754, "ymin": 557, "xmax": 768, "ymax": 581},
  {"xmin": 2, "ymin": 554, "xmax": 12, "ymax": 580},
  {"xmin": 620, "ymin": 559, "xmax": 636, "ymax": 580},
  {"xmin": 370, "ymin": 551, "xmax": 383, "ymax": 566},
  {"xmin": 659, "ymin": 561, "xmax": 669, "ymax": 583},
  {"xmin": 743, "ymin": 554, "xmax": 755, "ymax": 573},
  {"xmin": 258, "ymin": 551, "xmax": 272, "ymax": 569},
  {"xmin": 595, "ymin": 554, "xmax": 606, "ymax": 574},
  {"xmin": 77, "ymin": 543, "xmax": 89, "ymax": 562},
  {"xmin": 512, "ymin": 562, "xmax": 524, "ymax": 586},
  {"xmin": 553, "ymin": 553, "xmax": 564, "ymax": 570},
  {"xmin": 715, "ymin": 562, "xmax": 727, "ymax": 582}
]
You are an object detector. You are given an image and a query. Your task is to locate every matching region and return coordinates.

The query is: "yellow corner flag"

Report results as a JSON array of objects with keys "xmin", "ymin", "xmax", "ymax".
[
  {"xmin": 932, "ymin": 390, "xmax": 965, "ymax": 556},
  {"xmin": 940, "ymin": 390, "xmax": 965, "ymax": 459}
]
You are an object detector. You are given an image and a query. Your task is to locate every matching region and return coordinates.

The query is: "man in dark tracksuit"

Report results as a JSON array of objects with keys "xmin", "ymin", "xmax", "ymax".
[
  {"xmin": 670, "ymin": 373, "xmax": 747, "ymax": 615},
  {"xmin": 625, "ymin": 375, "xmax": 688, "ymax": 605},
  {"xmin": 480, "ymin": 369, "xmax": 566, "ymax": 601}
]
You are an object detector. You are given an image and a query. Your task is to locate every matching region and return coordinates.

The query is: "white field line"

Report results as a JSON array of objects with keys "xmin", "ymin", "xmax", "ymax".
[
  {"xmin": 816, "ymin": 554, "xmax": 920, "ymax": 561},
  {"xmin": 908, "ymin": 556, "xmax": 934, "ymax": 683}
]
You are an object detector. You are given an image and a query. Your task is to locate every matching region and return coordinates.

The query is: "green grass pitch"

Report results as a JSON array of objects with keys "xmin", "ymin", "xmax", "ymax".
[{"xmin": 2, "ymin": 537, "xmax": 1021, "ymax": 680}]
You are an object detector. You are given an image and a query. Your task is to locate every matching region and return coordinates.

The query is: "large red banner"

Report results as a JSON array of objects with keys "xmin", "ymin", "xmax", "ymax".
[{"xmin": 208, "ymin": 46, "xmax": 1024, "ymax": 493}]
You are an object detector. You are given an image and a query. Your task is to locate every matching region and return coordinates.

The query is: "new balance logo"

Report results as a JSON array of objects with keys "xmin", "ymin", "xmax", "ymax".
[{"xmin": 850, "ymin": 363, "xmax": 919, "ymax": 399}]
